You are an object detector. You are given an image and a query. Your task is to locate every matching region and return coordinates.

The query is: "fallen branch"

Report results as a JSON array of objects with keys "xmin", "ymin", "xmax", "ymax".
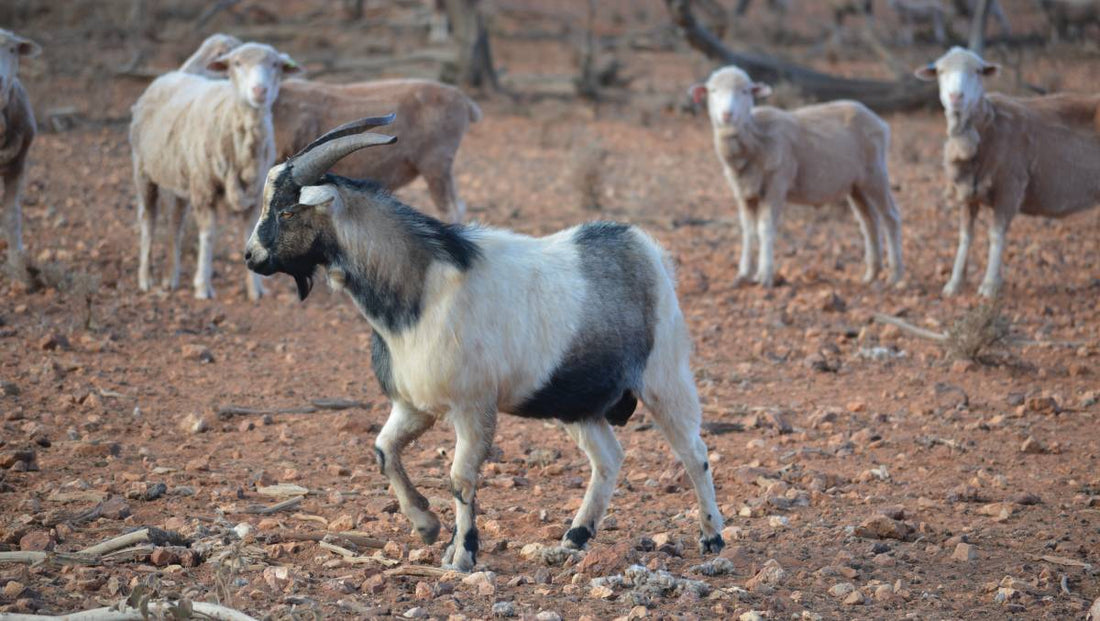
[
  {"xmin": 384, "ymin": 565, "xmax": 460, "ymax": 578},
  {"xmin": 216, "ymin": 398, "xmax": 371, "ymax": 419},
  {"xmin": 664, "ymin": 0, "xmax": 937, "ymax": 112},
  {"xmin": 4, "ymin": 600, "xmax": 258, "ymax": 621},
  {"xmin": 0, "ymin": 551, "xmax": 100, "ymax": 566},
  {"xmin": 245, "ymin": 496, "xmax": 303, "ymax": 515},
  {"xmin": 79, "ymin": 527, "xmax": 185, "ymax": 556},
  {"xmin": 262, "ymin": 530, "xmax": 386, "ymax": 549},
  {"xmin": 873, "ymin": 313, "xmax": 948, "ymax": 342}
]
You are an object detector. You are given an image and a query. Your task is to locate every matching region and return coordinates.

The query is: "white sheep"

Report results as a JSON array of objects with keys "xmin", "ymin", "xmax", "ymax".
[
  {"xmin": 181, "ymin": 34, "xmax": 480, "ymax": 224},
  {"xmin": 915, "ymin": 47, "xmax": 1100, "ymax": 297},
  {"xmin": 690, "ymin": 66, "xmax": 904, "ymax": 288},
  {"xmin": 130, "ymin": 42, "xmax": 300, "ymax": 300},
  {"xmin": 243, "ymin": 116, "xmax": 726, "ymax": 572},
  {"xmin": 0, "ymin": 29, "xmax": 40, "ymax": 286}
]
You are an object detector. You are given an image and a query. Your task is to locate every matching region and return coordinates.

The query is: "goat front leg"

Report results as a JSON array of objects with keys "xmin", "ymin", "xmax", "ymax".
[
  {"xmin": 978, "ymin": 203, "xmax": 1015, "ymax": 298},
  {"xmin": 2, "ymin": 170, "xmax": 31, "ymax": 285},
  {"xmin": 163, "ymin": 196, "xmax": 187, "ymax": 291},
  {"xmin": 443, "ymin": 408, "xmax": 496, "ymax": 572},
  {"xmin": 135, "ymin": 171, "xmax": 159, "ymax": 292},
  {"xmin": 375, "ymin": 402, "xmax": 441, "ymax": 544},
  {"xmin": 192, "ymin": 203, "xmax": 217, "ymax": 299},
  {"xmin": 943, "ymin": 201, "xmax": 979, "ymax": 297},
  {"xmin": 561, "ymin": 418, "xmax": 624, "ymax": 549}
]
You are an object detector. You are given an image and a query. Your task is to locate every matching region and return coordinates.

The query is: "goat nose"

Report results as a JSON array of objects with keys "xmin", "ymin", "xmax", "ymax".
[
  {"xmin": 244, "ymin": 250, "xmax": 253, "ymax": 262},
  {"xmin": 252, "ymin": 85, "xmax": 267, "ymax": 100},
  {"xmin": 948, "ymin": 92, "xmax": 963, "ymax": 104},
  {"xmin": 721, "ymin": 111, "xmax": 733, "ymax": 123}
]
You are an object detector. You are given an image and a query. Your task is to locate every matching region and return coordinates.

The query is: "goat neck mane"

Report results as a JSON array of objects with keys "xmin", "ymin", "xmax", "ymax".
[{"xmin": 327, "ymin": 175, "xmax": 479, "ymax": 333}]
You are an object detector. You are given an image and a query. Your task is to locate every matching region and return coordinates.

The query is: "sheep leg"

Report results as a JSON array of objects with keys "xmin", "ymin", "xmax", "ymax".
[
  {"xmin": 978, "ymin": 206, "xmax": 1014, "ymax": 298},
  {"xmin": 424, "ymin": 167, "xmax": 466, "ymax": 224},
  {"xmin": 192, "ymin": 205, "xmax": 217, "ymax": 300},
  {"xmin": 442, "ymin": 409, "xmax": 496, "ymax": 572},
  {"xmin": 943, "ymin": 202, "xmax": 979, "ymax": 296},
  {"xmin": 880, "ymin": 190, "xmax": 904, "ymax": 285},
  {"xmin": 163, "ymin": 196, "xmax": 187, "ymax": 291},
  {"xmin": 642, "ymin": 359, "xmax": 725, "ymax": 554},
  {"xmin": 1, "ymin": 169, "xmax": 30, "ymax": 285},
  {"xmin": 560, "ymin": 418, "xmax": 624, "ymax": 550},
  {"xmin": 136, "ymin": 173, "xmax": 159, "ymax": 292},
  {"xmin": 375, "ymin": 401, "xmax": 441, "ymax": 544},
  {"xmin": 754, "ymin": 200, "xmax": 778, "ymax": 287},
  {"xmin": 243, "ymin": 204, "xmax": 266, "ymax": 300},
  {"xmin": 734, "ymin": 198, "xmax": 756, "ymax": 285},
  {"xmin": 849, "ymin": 191, "xmax": 883, "ymax": 284}
]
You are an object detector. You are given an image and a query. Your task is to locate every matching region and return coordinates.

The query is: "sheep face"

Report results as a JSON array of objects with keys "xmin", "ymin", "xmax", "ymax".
[
  {"xmin": 0, "ymin": 29, "xmax": 39, "ymax": 105},
  {"xmin": 207, "ymin": 42, "xmax": 299, "ymax": 110},
  {"xmin": 690, "ymin": 66, "xmax": 772, "ymax": 130},
  {"xmin": 245, "ymin": 164, "xmax": 339, "ymax": 300},
  {"xmin": 915, "ymin": 47, "xmax": 999, "ymax": 131}
]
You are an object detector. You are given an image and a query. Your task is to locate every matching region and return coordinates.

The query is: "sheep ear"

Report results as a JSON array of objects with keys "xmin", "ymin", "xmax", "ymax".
[
  {"xmin": 15, "ymin": 37, "xmax": 40, "ymax": 58},
  {"xmin": 751, "ymin": 82, "xmax": 772, "ymax": 99},
  {"xmin": 689, "ymin": 83, "xmax": 707, "ymax": 105},
  {"xmin": 979, "ymin": 63, "xmax": 1000, "ymax": 77},
  {"xmin": 206, "ymin": 54, "xmax": 230, "ymax": 73},
  {"xmin": 914, "ymin": 63, "xmax": 938, "ymax": 81},
  {"xmin": 281, "ymin": 54, "xmax": 301, "ymax": 74}
]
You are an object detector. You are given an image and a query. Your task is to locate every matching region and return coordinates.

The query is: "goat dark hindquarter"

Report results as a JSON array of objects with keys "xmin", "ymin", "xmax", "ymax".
[{"xmin": 513, "ymin": 222, "xmax": 656, "ymax": 426}]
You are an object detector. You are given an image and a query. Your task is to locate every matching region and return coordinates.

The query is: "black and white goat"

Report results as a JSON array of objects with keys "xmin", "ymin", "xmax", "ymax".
[{"xmin": 244, "ymin": 116, "xmax": 725, "ymax": 571}]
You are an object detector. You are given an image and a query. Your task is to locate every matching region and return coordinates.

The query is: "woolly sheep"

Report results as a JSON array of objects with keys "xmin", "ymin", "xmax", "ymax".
[
  {"xmin": 243, "ymin": 116, "xmax": 726, "ymax": 572},
  {"xmin": 182, "ymin": 34, "xmax": 481, "ymax": 223},
  {"xmin": 690, "ymin": 66, "xmax": 903, "ymax": 288},
  {"xmin": 130, "ymin": 42, "xmax": 300, "ymax": 299},
  {"xmin": 916, "ymin": 47, "xmax": 1100, "ymax": 297},
  {"xmin": 0, "ymin": 29, "xmax": 40, "ymax": 286}
]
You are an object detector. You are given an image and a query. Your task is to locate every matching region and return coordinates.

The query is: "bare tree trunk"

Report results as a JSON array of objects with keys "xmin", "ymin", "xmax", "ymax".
[
  {"xmin": 968, "ymin": 0, "xmax": 993, "ymax": 54},
  {"xmin": 445, "ymin": 0, "xmax": 499, "ymax": 91},
  {"xmin": 665, "ymin": 0, "xmax": 936, "ymax": 113}
]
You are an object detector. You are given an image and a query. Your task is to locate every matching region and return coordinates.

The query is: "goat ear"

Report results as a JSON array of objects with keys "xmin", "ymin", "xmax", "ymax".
[
  {"xmin": 281, "ymin": 54, "xmax": 301, "ymax": 74},
  {"xmin": 689, "ymin": 83, "xmax": 707, "ymax": 105},
  {"xmin": 979, "ymin": 63, "xmax": 1000, "ymax": 77},
  {"xmin": 298, "ymin": 185, "xmax": 338, "ymax": 212},
  {"xmin": 15, "ymin": 37, "xmax": 40, "ymax": 58},
  {"xmin": 751, "ymin": 82, "xmax": 772, "ymax": 99},
  {"xmin": 914, "ymin": 63, "xmax": 937, "ymax": 81},
  {"xmin": 206, "ymin": 54, "xmax": 230, "ymax": 73}
]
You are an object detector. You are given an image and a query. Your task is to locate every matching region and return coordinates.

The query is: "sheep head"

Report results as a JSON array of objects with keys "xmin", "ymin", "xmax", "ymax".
[
  {"xmin": 0, "ymin": 29, "xmax": 39, "ymax": 105},
  {"xmin": 690, "ymin": 65, "xmax": 771, "ymax": 130},
  {"xmin": 915, "ymin": 47, "xmax": 999, "ymax": 134},
  {"xmin": 245, "ymin": 114, "xmax": 398, "ymax": 300},
  {"xmin": 206, "ymin": 42, "xmax": 299, "ymax": 110}
]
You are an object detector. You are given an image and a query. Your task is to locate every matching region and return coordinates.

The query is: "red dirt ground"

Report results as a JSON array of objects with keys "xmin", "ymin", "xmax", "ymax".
[{"xmin": 1, "ymin": 1, "xmax": 1098, "ymax": 619}]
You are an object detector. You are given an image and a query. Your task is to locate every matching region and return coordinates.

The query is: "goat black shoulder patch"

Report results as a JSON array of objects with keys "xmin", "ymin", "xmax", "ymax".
[{"xmin": 370, "ymin": 331, "xmax": 396, "ymax": 398}]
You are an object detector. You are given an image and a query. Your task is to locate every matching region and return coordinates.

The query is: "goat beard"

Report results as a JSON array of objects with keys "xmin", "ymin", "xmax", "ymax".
[{"xmin": 293, "ymin": 272, "xmax": 314, "ymax": 301}]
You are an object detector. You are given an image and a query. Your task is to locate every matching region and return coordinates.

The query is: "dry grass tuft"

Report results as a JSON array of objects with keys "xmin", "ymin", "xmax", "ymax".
[
  {"xmin": 37, "ymin": 261, "xmax": 101, "ymax": 330},
  {"xmin": 945, "ymin": 303, "xmax": 1011, "ymax": 361},
  {"xmin": 571, "ymin": 141, "xmax": 608, "ymax": 211}
]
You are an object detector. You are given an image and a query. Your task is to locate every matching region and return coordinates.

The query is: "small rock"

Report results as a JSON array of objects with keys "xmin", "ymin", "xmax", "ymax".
[
  {"xmin": 821, "ymin": 291, "xmax": 846, "ymax": 313},
  {"xmin": 414, "ymin": 581, "xmax": 434, "ymax": 600},
  {"xmin": 1089, "ymin": 596, "xmax": 1100, "ymax": 620},
  {"xmin": 1010, "ymin": 492, "xmax": 1041, "ymax": 505},
  {"xmin": 535, "ymin": 612, "xmax": 562, "ymax": 621},
  {"xmin": 1, "ymin": 381, "xmax": 20, "ymax": 396},
  {"xmin": 950, "ymin": 359, "xmax": 976, "ymax": 373},
  {"xmin": 329, "ymin": 514, "xmax": 356, "ymax": 531},
  {"xmin": 740, "ymin": 612, "xmax": 765, "ymax": 621},
  {"xmin": 19, "ymin": 531, "xmax": 54, "ymax": 551},
  {"xmin": 691, "ymin": 557, "xmax": 735, "ymax": 576},
  {"xmin": 576, "ymin": 541, "xmax": 636, "ymax": 575},
  {"xmin": 263, "ymin": 566, "xmax": 293, "ymax": 591},
  {"xmin": 233, "ymin": 523, "xmax": 253, "ymax": 539},
  {"xmin": 39, "ymin": 333, "xmax": 70, "ymax": 351},
  {"xmin": 844, "ymin": 590, "xmax": 866, "ymax": 605},
  {"xmin": 589, "ymin": 584, "xmax": 615, "ymax": 599},
  {"xmin": 383, "ymin": 540, "xmax": 404, "ymax": 559},
  {"xmin": 408, "ymin": 547, "xmax": 434, "ymax": 564},
  {"xmin": 143, "ymin": 482, "xmax": 167, "ymax": 501},
  {"xmin": 403, "ymin": 606, "xmax": 428, "ymax": 619},
  {"xmin": 952, "ymin": 542, "xmax": 976, "ymax": 562},
  {"xmin": 462, "ymin": 571, "xmax": 495, "ymax": 588},
  {"xmin": 362, "ymin": 574, "xmax": 385, "ymax": 595},
  {"xmin": 2, "ymin": 580, "xmax": 25, "ymax": 599},
  {"xmin": 150, "ymin": 547, "xmax": 180, "ymax": 567},
  {"xmin": 829, "ymin": 582, "xmax": 856, "ymax": 598},
  {"xmin": 181, "ymin": 344, "xmax": 214, "ymax": 363},
  {"xmin": 491, "ymin": 601, "xmax": 516, "ymax": 618},
  {"xmin": 100, "ymin": 496, "xmax": 131, "ymax": 520},
  {"xmin": 1025, "ymin": 396, "xmax": 1059, "ymax": 415},
  {"xmin": 745, "ymin": 559, "xmax": 785, "ymax": 592},
  {"xmin": 1020, "ymin": 436, "xmax": 1047, "ymax": 454},
  {"xmin": 854, "ymin": 515, "xmax": 911, "ymax": 541}
]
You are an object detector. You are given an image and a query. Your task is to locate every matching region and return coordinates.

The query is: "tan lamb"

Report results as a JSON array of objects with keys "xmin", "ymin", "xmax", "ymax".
[{"xmin": 0, "ymin": 29, "xmax": 40, "ymax": 286}]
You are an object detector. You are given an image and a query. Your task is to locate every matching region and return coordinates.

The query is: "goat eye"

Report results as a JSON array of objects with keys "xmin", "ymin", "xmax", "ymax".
[{"xmin": 279, "ymin": 210, "xmax": 295, "ymax": 220}]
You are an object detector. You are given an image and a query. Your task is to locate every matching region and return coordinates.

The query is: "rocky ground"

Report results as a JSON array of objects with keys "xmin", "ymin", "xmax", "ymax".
[{"xmin": 1, "ymin": 1, "xmax": 1099, "ymax": 620}]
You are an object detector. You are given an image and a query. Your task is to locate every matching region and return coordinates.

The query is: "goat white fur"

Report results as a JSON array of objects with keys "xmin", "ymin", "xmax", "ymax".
[
  {"xmin": 691, "ymin": 66, "xmax": 903, "ymax": 288},
  {"xmin": 243, "ymin": 118, "xmax": 726, "ymax": 572},
  {"xmin": 916, "ymin": 47, "xmax": 1100, "ymax": 297},
  {"xmin": 130, "ymin": 42, "xmax": 299, "ymax": 300},
  {"xmin": 0, "ymin": 29, "xmax": 40, "ymax": 286},
  {"xmin": 181, "ymin": 34, "xmax": 481, "ymax": 224}
]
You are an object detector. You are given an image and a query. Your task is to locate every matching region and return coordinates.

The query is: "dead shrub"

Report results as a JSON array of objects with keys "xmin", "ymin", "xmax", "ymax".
[
  {"xmin": 945, "ymin": 303, "xmax": 1010, "ymax": 361},
  {"xmin": 37, "ymin": 261, "xmax": 101, "ymax": 330},
  {"xmin": 571, "ymin": 142, "xmax": 608, "ymax": 211}
]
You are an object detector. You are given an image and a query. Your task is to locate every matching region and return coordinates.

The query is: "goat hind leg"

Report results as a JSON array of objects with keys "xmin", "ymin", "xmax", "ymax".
[
  {"xmin": 376, "ymin": 402, "xmax": 441, "ymax": 544},
  {"xmin": 424, "ymin": 166, "xmax": 465, "ymax": 224},
  {"xmin": 643, "ymin": 362, "xmax": 724, "ymax": 553},
  {"xmin": 560, "ymin": 418, "xmax": 624, "ymax": 549},
  {"xmin": 443, "ymin": 409, "xmax": 496, "ymax": 571},
  {"xmin": 163, "ymin": 196, "xmax": 187, "ymax": 290},
  {"xmin": 135, "ymin": 173, "xmax": 159, "ymax": 292}
]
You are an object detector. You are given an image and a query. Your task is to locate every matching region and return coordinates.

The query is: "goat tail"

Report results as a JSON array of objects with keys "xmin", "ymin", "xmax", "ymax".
[{"xmin": 466, "ymin": 97, "xmax": 483, "ymax": 124}]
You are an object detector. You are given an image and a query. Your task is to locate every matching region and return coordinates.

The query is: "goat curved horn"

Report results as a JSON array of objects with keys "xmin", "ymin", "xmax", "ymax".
[
  {"xmin": 291, "ymin": 131, "xmax": 397, "ymax": 185},
  {"xmin": 293, "ymin": 113, "xmax": 397, "ymax": 158}
]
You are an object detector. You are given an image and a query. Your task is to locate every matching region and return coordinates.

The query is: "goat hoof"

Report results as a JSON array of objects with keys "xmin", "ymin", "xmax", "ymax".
[
  {"xmin": 441, "ymin": 544, "xmax": 475, "ymax": 572},
  {"xmin": 942, "ymin": 282, "xmax": 960, "ymax": 297},
  {"xmin": 699, "ymin": 533, "xmax": 725, "ymax": 555},
  {"xmin": 416, "ymin": 518, "xmax": 441, "ymax": 545},
  {"xmin": 562, "ymin": 526, "xmax": 593, "ymax": 550},
  {"xmin": 977, "ymin": 283, "xmax": 999, "ymax": 298}
]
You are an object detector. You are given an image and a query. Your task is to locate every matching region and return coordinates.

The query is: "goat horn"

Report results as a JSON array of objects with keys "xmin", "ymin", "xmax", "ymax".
[{"xmin": 293, "ymin": 113, "xmax": 397, "ymax": 158}]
